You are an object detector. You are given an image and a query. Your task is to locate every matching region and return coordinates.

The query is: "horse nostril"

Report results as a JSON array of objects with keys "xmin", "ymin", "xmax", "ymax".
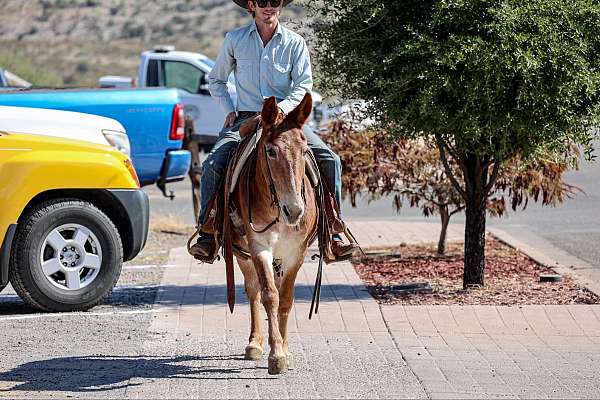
[{"xmin": 282, "ymin": 204, "xmax": 303, "ymax": 223}]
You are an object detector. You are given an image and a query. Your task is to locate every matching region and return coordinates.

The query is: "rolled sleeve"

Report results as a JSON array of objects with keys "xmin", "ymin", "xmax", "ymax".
[
  {"xmin": 277, "ymin": 38, "xmax": 313, "ymax": 114},
  {"xmin": 209, "ymin": 33, "xmax": 236, "ymax": 115}
]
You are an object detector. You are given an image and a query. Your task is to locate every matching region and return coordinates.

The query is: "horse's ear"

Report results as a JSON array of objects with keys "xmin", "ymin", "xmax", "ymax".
[
  {"xmin": 261, "ymin": 97, "xmax": 279, "ymax": 126},
  {"xmin": 239, "ymin": 115, "xmax": 261, "ymax": 138},
  {"xmin": 287, "ymin": 92, "xmax": 313, "ymax": 127}
]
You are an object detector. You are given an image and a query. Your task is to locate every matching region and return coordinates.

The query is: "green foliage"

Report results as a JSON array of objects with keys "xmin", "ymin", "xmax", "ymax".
[
  {"xmin": 0, "ymin": 52, "xmax": 63, "ymax": 87},
  {"xmin": 310, "ymin": 0, "xmax": 600, "ymax": 160},
  {"xmin": 311, "ymin": 0, "xmax": 600, "ymax": 285}
]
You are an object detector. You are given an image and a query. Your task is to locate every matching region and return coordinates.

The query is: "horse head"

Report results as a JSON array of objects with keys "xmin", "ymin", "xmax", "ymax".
[{"xmin": 259, "ymin": 93, "xmax": 313, "ymax": 226}]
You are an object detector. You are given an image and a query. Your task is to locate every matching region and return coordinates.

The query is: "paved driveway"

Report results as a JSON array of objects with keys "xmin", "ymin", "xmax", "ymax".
[{"xmin": 1, "ymin": 221, "xmax": 600, "ymax": 399}]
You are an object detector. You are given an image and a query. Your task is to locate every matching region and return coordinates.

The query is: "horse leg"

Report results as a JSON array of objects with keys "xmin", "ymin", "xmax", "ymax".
[
  {"xmin": 253, "ymin": 250, "xmax": 288, "ymax": 374},
  {"xmin": 278, "ymin": 264, "xmax": 300, "ymax": 370},
  {"xmin": 238, "ymin": 259, "xmax": 263, "ymax": 360}
]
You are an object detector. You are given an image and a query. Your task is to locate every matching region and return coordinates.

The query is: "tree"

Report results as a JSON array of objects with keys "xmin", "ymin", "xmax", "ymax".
[
  {"xmin": 310, "ymin": 0, "xmax": 600, "ymax": 287},
  {"xmin": 324, "ymin": 119, "xmax": 580, "ymax": 256}
]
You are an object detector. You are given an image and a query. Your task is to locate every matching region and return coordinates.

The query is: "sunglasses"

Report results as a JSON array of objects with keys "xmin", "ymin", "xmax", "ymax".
[{"xmin": 253, "ymin": 0, "xmax": 282, "ymax": 8}]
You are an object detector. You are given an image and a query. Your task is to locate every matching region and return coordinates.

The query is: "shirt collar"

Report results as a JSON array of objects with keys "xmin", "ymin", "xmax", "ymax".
[{"xmin": 248, "ymin": 21, "xmax": 284, "ymax": 40}]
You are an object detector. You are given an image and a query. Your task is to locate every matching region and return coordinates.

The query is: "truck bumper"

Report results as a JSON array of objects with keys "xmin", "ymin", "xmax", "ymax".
[
  {"xmin": 0, "ymin": 224, "xmax": 17, "ymax": 291},
  {"xmin": 161, "ymin": 150, "xmax": 191, "ymax": 183},
  {"xmin": 108, "ymin": 189, "xmax": 150, "ymax": 262}
]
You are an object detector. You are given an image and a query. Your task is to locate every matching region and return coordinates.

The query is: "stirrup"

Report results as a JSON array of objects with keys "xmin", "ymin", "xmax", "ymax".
[
  {"xmin": 343, "ymin": 225, "xmax": 365, "ymax": 255},
  {"xmin": 332, "ymin": 241, "xmax": 358, "ymax": 261},
  {"xmin": 187, "ymin": 228, "xmax": 221, "ymax": 264}
]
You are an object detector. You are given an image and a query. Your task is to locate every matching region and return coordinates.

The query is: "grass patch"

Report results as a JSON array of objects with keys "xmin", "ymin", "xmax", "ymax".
[{"xmin": 0, "ymin": 51, "xmax": 63, "ymax": 87}]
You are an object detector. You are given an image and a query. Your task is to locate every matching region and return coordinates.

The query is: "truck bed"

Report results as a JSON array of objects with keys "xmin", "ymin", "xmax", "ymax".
[{"xmin": 0, "ymin": 87, "xmax": 190, "ymax": 185}]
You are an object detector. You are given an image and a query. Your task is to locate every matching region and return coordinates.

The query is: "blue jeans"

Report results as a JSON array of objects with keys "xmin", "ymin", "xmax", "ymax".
[{"xmin": 198, "ymin": 115, "xmax": 343, "ymax": 226}]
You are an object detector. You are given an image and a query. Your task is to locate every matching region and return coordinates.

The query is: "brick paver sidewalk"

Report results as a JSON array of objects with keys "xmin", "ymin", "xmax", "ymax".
[{"xmin": 132, "ymin": 221, "xmax": 600, "ymax": 399}]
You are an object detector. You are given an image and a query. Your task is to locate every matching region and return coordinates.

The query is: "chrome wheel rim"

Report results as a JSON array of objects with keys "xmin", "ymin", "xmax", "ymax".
[{"xmin": 39, "ymin": 224, "xmax": 103, "ymax": 291}]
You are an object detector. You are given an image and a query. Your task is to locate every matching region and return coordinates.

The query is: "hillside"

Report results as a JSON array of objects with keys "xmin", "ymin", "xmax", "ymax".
[{"xmin": 0, "ymin": 0, "xmax": 309, "ymax": 85}]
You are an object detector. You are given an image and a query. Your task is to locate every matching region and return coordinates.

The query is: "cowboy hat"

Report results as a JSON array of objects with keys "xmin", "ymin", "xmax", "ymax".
[{"xmin": 232, "ymin": 0, "xmax": 293, "ymax": 8}]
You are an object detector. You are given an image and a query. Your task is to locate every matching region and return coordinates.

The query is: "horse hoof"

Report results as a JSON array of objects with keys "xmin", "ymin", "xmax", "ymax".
[
  {"xmin": 245, "ymin": 345, "xmax": 263, "ymax": 361},
  {"xmin": 286, "ymin": 353, "xmax": 294, "ymax": 370},
  {"xmin": 268, "ymin": 355, "xmax": 289, "ymax": 375}
]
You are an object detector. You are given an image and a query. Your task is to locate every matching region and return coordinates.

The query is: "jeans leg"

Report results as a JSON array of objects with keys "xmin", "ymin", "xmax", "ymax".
[
  {"xmin": 303, "ymin": 125, "xmax": 344, "ymax": 220},
  {"xmin": 197, "ymin": 120, "xmax": 244, "ymax": 226}
]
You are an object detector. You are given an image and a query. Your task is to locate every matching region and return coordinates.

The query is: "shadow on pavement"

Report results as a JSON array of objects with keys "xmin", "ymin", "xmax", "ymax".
[
  {"xmin": 0, "ymin": 355, "xmax": 275, "ymax": 393},
  {"xmin": 0, "ymin": 286, "xmax": 161, "ymax": 316},
  {"xmin": 153, "ymin": 283, "xmax": 371, "ymax": 305},
  {"xmin": 0, "ymin": 283, "xmax": 371, "ymax": 316}
]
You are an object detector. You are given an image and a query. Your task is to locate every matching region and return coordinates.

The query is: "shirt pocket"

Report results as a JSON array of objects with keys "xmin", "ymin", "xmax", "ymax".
[
  {"xmin": 269, "ymin": 62, "xmax": 291, "ymax": 89},
  {"xmin": 236, "ymin": 59, "xmax": 254, "ymax": 83}
]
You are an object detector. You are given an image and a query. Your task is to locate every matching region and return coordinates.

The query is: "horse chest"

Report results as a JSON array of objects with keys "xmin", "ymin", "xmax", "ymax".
[
  {"xmin": 253, "ymin": 229, "xmax": 305, "ymax": 273},
  {"xmin": 277, "ymin": 229, "xmax": 305, "ymax": 256}
]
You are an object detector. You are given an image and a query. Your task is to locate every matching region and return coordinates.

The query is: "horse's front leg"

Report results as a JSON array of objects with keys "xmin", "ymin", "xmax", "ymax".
[
  {"xmin": 238, "ymin": 259, "xmax": 263, "ymax": 361},
  {"xmin": 278, "ymin": 264, "xmax": 300, "ymax": 370},
  {"xmin": 252, "ymin": 249, "xmax": 288, "ymax": 374}
]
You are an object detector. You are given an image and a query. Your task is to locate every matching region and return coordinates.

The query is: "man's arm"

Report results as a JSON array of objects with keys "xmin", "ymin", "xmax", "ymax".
[
  {"xmin": 278, "ymin": 38, "xmax": 313, "ymax": 115},
  {"xmin": 209, "ymin": 33, "xmax": 236, "ymax": 116}
]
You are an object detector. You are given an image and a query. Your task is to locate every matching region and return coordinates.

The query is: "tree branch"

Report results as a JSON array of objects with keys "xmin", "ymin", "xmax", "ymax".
[
  {"xmin": 484, "ymin": 160, "xmax": 502, "ymax": 196},
  {"xmin": 438, "ymin": 134, "xmax": 470, "ymax": 186},
  {"xmin": 449, "ymin": 205, "xmax": 466, "ymax": 216},
  {"xmin": 435, "ymin": 135, "xmax": 467, "ymax": 201}
]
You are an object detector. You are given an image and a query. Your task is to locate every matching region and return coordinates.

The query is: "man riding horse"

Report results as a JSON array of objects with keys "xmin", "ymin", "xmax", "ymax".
[{"xmin": 188, "ymin": 0, "xmax": 357, "ymax": 261}]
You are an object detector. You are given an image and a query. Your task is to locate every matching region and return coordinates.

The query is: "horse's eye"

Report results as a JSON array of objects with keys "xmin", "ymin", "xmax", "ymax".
[{"xmin": 266, "ymin": 148, "xmax": 277, "ymax": 159}]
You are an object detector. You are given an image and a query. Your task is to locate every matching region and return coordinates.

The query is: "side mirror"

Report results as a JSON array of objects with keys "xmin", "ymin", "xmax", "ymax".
[
  {"xmin": 198, "ymin": 84, "xmax": 210, "ymax": 95},
  {"xmin": 198, "ymin": 75, "xmax": 210, "ymax": 95}
]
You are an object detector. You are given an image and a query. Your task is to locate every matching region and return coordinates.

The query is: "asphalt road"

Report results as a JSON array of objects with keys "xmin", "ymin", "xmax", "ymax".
[{"xmin": 147, "ymin": 153, "xmax": 600, "ymax": 268}]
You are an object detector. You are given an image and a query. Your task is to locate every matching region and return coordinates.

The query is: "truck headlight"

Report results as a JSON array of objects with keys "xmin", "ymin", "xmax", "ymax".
[{"xmin": 102, "ymin": 129, "xmax": 131, "ymax": 157}]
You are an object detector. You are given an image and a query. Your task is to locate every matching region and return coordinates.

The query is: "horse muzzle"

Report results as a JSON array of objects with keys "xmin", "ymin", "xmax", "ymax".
[{"xmin": 281, "ymin": 203, "xmax": 304, "ymax": 226}]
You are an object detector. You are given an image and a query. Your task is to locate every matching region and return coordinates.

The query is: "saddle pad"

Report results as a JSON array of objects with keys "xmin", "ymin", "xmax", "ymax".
[
  {"xmin": 229, "ymin": 127, "xmax": 262, "ymax": 194},
  {"xmin": 305, "ymin": 150, "xmax": 320, "ymax": 187}
]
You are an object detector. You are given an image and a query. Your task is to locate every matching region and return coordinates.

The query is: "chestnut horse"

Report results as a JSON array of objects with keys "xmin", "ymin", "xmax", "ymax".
[{"xmin": 229, "ymin": 93, "xmax": 317, "ymax": 375}]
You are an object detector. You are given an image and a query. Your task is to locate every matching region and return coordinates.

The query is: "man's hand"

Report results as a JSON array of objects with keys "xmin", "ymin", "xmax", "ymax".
[{"xmin": 222, "ymin": 112, "xmax": 237, "ymax": 129}]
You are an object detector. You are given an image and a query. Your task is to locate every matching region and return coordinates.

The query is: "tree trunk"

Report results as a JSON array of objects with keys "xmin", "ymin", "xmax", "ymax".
[
  {"xmin": 437, "ymin": 207, "xmax": 450, "ymax": 255},
  {"xmin": 463, "ymin": 195, "xmax": 486, "ymax": 287},
  {"xmin": 462, "ymin": 155, "xmax": 488, "ymax": 288}
]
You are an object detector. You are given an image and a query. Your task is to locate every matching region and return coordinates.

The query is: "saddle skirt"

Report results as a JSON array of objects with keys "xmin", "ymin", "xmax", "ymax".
[{"xmin": 229, "ymin": 126, "xmax": 261, "ymax": 195}]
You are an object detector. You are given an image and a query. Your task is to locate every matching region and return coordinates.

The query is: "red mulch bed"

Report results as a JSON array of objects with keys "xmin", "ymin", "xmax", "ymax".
[{"xmin": 353, "ymin": 238, "xmax": 600, "ymax": 305}]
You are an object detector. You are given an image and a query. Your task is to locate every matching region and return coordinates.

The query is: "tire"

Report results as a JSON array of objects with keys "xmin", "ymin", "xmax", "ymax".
[{"xmin": 9, "ymin": 199, "xmax": 123, "ymax": 312}]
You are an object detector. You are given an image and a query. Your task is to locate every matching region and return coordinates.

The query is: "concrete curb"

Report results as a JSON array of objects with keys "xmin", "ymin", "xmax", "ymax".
[{"xmin": 488, "ymin": 227, "xmax": 600, "ymax": 298}]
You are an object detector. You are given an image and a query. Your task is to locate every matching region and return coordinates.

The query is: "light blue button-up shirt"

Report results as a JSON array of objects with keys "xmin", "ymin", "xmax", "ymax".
[{"xmin": 208, "ymin": 21, "xmax": 313, "ymax": 115}]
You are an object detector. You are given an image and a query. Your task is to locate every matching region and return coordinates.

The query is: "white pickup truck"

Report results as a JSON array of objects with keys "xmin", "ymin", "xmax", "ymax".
[
  {"xmin": 0, "ymin": 106, "xmax": 131, "ymax": 156},
  {"xmin": 100, "ymin": 47, "xmax": 323, "ymax": 148}
]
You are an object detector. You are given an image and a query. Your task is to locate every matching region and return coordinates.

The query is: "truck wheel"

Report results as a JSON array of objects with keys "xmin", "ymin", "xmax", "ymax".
[{"xmin": 9, "ymin": 199, "xmax": 123, "ymax": 312}]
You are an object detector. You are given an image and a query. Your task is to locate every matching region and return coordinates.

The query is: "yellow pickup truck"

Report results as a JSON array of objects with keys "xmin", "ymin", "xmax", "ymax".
[{"xmin": 0, "ymin": 132, "xmax": 149, "ymax": 312}]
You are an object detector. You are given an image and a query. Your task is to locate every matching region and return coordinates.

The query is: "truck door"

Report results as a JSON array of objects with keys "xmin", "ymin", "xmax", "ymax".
[{"xmin": 152, "ymin": 60, "xmax": 226, "ymax": 142}]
